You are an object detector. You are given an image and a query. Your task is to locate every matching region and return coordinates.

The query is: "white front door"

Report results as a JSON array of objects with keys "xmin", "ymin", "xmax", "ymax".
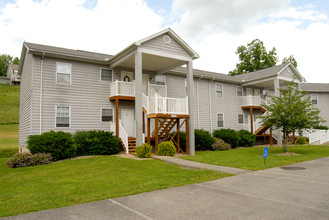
[
  {"xmin": 121, "ymin": 109, "xmax": 134, "ymax": 137},
  {"xmin": 246, "ymin": 88, "xmax": 253, "ymax": 96},
  {"xmin": 254, "ymin": 89, "xmax": 260, "ymax": 96},
  {"xmin": 142, "ymin": 74, "xmax": 149, "ymax": 95},
  {"xmin": 121, "ymin": 71, "xmax": 133, "ymax": 82}
]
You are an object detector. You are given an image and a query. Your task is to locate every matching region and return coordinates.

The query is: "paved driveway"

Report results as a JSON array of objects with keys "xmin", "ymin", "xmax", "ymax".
[{"xmin": 4, "ymin": 157, "xmax": 329, "ymax": 220}]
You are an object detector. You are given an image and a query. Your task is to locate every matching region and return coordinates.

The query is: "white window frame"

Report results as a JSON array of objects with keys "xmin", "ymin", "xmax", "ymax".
[
  {"xmin": 100, "ymin": 68, "xmax": 113, "ymax": 83},
  {"xmin": 216, "ymin": 113, "xmax": 224, "ymax": 128},
  {"xmin": 155, "ymin": 75, "xmax": 166, "ymax": 86},
  {"xmin": 56, "ymin": 62, "xmax": 71, "ymax": 85},
  {"xmin": 55, "ymin": 106, "xmax": 71, "ymax": 128},
  {"xmin": 101, "ymin": 108, "xmax": 114, "ymax": 122},
  {"xmin": 236, "ymin": 86, "xmax": 243, "ymax": 96},
  {"xmin": 311, "ymin": 94, "xmax": 318, "ymax": 105},
  {"xmin": 215, "ymin": 83, "xmax": 223, "ymax": 99},
  {"xmin": 238, "ymin": 114, "xmax": 244, "ymax": 124}
]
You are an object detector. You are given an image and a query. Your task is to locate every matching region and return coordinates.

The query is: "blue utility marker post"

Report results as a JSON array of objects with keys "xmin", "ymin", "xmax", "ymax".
[{"xmin": 263, "ymin": 147, "xmax": 269, "ymax": 165}]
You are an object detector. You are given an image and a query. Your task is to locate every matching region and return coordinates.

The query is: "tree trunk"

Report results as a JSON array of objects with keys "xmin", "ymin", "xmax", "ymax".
[{"xmin": 285, "ymin": 132, "xmax": 289, "ymax": 152}]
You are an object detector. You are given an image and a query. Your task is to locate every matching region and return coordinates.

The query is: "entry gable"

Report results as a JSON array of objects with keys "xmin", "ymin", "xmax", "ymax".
[
  {"xmin": 278, "ymin": 63, "xmax": 305, "ymax": 82},
  {"xmin": 137, "ymin": 28, "xmax": 199, "ymax": 59}
]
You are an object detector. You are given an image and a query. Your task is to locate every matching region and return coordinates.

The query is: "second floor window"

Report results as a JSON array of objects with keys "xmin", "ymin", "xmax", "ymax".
[
  {"xmin": 236, "ymin": 86, "xmax": 243, "ymax": 96},
  {"xmin": 215, "ymin": 83, "xmax": 223, "ymax": 98},
  {"xmin": 57, "ymin": 63, "xmax": 71, "ymax": 84},
  {"xmin": 155, "ymin": 75, "xmax": 166, "ymax": 85},
  {"xmin": 311, "ymin": 94, "xmax": 318, "ymax": 105},
  {"xmin": 101, "ymin": 69, "xmax": 113, "ymax": 82}
]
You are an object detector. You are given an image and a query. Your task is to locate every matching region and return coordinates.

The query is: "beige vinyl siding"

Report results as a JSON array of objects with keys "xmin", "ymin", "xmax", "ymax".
[
  {"xmin": 19, "ymin": 53, "xmax": 33, "ymax": 146},
  {"xmin": 141, "ymin": 34, "xmax": 190, "ymax": 57},
  {"xmin": 166, "ymin": 74, "xmax": 186, "ymax": 99},
  {"xmin": 315, "ymin": 93, "xmax": 329, "ymax": 127},
  {"xmin": 31, "ymin": 57, "xmax": 115, "ymax": 136}
]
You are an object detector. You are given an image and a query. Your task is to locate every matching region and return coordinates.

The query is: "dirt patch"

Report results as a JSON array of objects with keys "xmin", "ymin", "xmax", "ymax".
[
  {"xmin": 275, "ymin": 152, "xmax": 300, "ymax": 156},
  {"xmin": 114, "ymin": 152, "xmax": 153, "ymax": 160}
]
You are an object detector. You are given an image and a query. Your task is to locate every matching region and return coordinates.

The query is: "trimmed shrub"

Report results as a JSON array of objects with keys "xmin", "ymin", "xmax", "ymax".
[
  {"xmin": 73, "ymin": 130, "xmax": 120, "ymax": 156},
  {"xmin": 136, "ymin": 143, "xmax": 152, "ymax": 158},
  {"xmin": 28, "ymin": 131, "xmax": 76, "ymax": 161},
  {"xmin": 296, "ymin": 137, "xmax": 307, "ymax": 145},
  {"xmin": 157, "ymin": 141, "xmax": 176, "ymax": 156},
  {"xmin": 213, "ymin": 129, "xmax": 239, "ymax": 148},
  {"xmin": 195, "ymin": 129, "xmax": 215, "ymax": 151},
  {"xmin": 313, "ymin": 125, "xmax": 329, "ymax": 130},
  {"xmin": 212, "ymin": 138, "xmax": 231, "ymax": 151},
  {"xmin": 6, "ymin": 153, "xmax": 52, "ymax": 168},
  {"xmin": 238, "ymin": 130, "xmax": 256, "ymax": 147}
]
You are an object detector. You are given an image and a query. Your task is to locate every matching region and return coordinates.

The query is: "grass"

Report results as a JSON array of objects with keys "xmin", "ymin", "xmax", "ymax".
[
  {"xmin": 0, "ymin": 84, "xmax": 20, "ymax": 124},
  {"xmin": 183, "ymin": 145, "xmax": 329, "ymax": 171},
  {"xmin": 0, "ymin": 156, "xmax": 230, "ymax": 217},
  {"xmin": 0, "ymin": 124, "xmax": 19, "ymax": 157}
]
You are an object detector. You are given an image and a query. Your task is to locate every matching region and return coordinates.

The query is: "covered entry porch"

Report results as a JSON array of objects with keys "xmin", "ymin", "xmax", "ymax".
[{"xmin": 107, "ymin": 29, "xmax": 199, "ymax": 155}]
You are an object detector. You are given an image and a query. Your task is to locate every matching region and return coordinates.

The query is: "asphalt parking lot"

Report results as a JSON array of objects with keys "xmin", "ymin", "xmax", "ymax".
[{"xmin": 4, "ymin": 157, "xmax": 329, "ymax": 220}]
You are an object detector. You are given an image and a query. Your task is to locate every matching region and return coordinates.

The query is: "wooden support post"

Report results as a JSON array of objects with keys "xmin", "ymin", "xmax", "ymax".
[
  {"xmin": 142, "ymin": 111, "xmax": 145, "ymax": 134},
  {"xmin": 250, "ymin": 108, "xmax": 253, "ymax": 134},
  {"xmin": 186, "ymin": 117, "xmax": 189, "ymax": 154},
  {"xmin": 147, "ymin": 118, "xmax": 150, "ymax": 145},
  {"xmin": 115, "ymin": 98, "xmax": 119, "ymax": 138},
  {"xmin": 155, "ymin": 117, "xmax": 159, "ymax": 153},
  {"xmin": 177, "ymin": 118, "xmax": 180, "ymax": 153},
  {"xmin": 270, "ymin": 127, "xmax": 273, "ymax": 146}
]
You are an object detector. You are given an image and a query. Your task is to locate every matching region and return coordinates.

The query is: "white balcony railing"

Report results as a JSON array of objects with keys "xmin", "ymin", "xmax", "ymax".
[
  {"xmin": 110, "ymin": 80, "xmax": 135, "ymax": 97},
  {"xmin": 110, "ymin": 80, "xmax": 188, "ymax": 115},
  {"xmin": 241, "ymin": 95, "xmax": 267, "ymax": 107}
]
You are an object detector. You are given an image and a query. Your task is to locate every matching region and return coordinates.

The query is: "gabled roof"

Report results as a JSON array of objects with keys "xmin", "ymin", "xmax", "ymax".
[
  {"xmin": 232, "ymin": 63, "xmax": 287, "ymax": 81},
  {"xmin": 301, "ymin": 83, "xmax": 329, "ymax": 92},
  {"xmin": 24, "ymin": 42, "xmax": 112, "ymax": 62}
]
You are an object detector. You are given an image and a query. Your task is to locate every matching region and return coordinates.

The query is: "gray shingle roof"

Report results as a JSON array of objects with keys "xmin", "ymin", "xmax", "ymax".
[
  {"xmin": 24, "ymin": 42, "xmax": 113, "ymax": 61},
  {"xmin": 232, "ymin": 63, "xmax": 288, "ymax": 82},
  {"xmin": 301, "ymin": 83, "xmax": 329, "ymax": 92}
]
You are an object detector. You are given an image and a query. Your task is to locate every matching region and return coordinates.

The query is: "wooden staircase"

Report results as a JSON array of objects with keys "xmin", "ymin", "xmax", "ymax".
[
  {"xmin": 255, "ymin": 125, "xmax": 269, "ymax": 135},
  {"xmin": 128, "ymin": 137, "xmax": 136, "ymax": 153},
  {"xmin": 152, "ymin": 118, "xmax": 177, "ymax": 139}
]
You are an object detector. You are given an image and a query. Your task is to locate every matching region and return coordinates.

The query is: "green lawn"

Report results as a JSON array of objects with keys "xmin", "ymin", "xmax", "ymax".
[
  {"xmin": 0, "ymin": 156, "xmax": 230, "ymax": 217},
  {"xmin": 182, "ymin": 145, "xmax": 329, "ymax": 171},
  {"xmin": 0, "ymin": 124, "xmax": 19, "ymax": 157},
  {"xmin": 0, "ymin": 84, "xmax": 20, "ymax": 124}
]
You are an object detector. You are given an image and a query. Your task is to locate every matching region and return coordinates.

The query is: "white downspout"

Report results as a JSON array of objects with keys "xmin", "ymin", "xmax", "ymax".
[
  {"xmin": 209, "ymin": 77, "xmax": 215, "ymax": 133},
  {"xmin": 39, "ymin": 52, "xmax": 45, "ymax": 134}
]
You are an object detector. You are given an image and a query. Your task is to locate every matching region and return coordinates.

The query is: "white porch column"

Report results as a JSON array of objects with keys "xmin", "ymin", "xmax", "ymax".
[
  {"xmin": 187, "ymin": 60, "xmax": 195, "ymax": 155},
  {"xmin": 274, "ymin": 78, "xmax": 282, "ymax": 147},
  {"xmin": 135, "ymin": 50, "xmax": 143, "ymax": 146}
]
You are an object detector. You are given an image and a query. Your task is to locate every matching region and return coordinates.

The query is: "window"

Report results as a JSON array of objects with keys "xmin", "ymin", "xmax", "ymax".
[
  {"xmin": 100, "ymin": 68, "xmax": 113, "ymax": 82},
  {"xmin": 217, "ymin": 113, "xmax": 224, "ymax": 128},
  {"xmin": 215, "ymin": 83, "xmax": 223, "ymax": 98},
  {"xmin": 236, "ymin": 86, "xmax": 243, "ymax": 96},
  {"xmin": 56, "ymin": 106, "xmax": 70, "ymax": 127},
  {"xmin": 311, "ymin": 94, "xmax": 318, "ymax": 105},
  {"xmin": 238, "ymin": 114, "xmax": 244, "ymax": 124},
  {"xmin": 56, "ymin": 63, "xmax": 71, "ymax": 84},
  {"xmin": 102, "ymin": 108, "xmax": 113, "ymax": 122},
  {"xmin": 155, "ymin": 75, "xmax": 166, "ymax": 85}
]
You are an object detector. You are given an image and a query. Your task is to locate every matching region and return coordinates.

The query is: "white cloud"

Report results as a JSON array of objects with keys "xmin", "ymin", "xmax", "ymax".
[
  {"xmin": 0, "ymin": 0, "xmax": 163, "ymax": 57},
  {"xmin": 171, "ymin": 0, "xmax": 287, "ymax": 38}
]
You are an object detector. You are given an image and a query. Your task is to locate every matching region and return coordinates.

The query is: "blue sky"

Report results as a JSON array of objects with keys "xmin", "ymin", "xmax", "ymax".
[{"xmin": 1, "ymin": 0, "xmax": 329, "ymax": 82}]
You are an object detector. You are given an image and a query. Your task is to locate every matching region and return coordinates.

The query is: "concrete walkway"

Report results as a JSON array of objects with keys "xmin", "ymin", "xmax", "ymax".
[
  {"xmin": 152, "ymin": 155, "xmax": 250, "ymax": 174},
  {"xmin": 4, "ymin": 157, "xmax": 329, "ymax": 219}
]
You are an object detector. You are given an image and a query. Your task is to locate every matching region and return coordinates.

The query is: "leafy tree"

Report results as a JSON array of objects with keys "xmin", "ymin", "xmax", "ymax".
[
  {"xmin": 13, "ymin": 57, "xmax": 20, "ymax": 65},
  {"xmin": 0, "ymin": 54, "xmax": 19, "ymax": 77},
  {"xmin": 229, "ymin": 39, "xmax": 278, "ymax": 75},
  {"xmin": 260, "ymin": 81, "xmax": 325, "ymax": 152},
  {"xmin": 282, "ymin": 55, "xmax": 297, "ymax": 68}
]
